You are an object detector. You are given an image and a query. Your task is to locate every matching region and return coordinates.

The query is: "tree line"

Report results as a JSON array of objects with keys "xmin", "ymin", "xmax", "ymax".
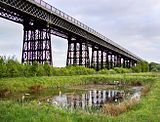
[
  {"xmin": 149, "ymin": 62, "xmax": 160, "ymax": 72},
  {"xmin": 0, "ymin": 56, "xmax": 156, "ymax": 78}
]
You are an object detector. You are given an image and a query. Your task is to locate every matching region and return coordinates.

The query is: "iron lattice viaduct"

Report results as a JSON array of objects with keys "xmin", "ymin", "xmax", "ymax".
[{"xmin": 0, "ymin": 0, "xmax": 142, "ymax": 70}]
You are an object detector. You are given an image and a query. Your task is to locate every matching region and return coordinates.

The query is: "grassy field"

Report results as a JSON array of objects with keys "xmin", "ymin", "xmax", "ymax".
[{"xmin": 0, "ymin": 73, "xmax": 160, "ymax": 122}]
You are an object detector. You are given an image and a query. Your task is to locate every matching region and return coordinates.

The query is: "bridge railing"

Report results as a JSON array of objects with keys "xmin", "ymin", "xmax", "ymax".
[{"xmin": 30, "ymin": 0, "xmax": 140, "ymax": 59}]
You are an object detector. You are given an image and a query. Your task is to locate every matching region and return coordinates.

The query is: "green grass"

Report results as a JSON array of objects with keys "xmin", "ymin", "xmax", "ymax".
[
  {"xmin": 0, "ymin": 73, "xmax": 160, "ymax": 122},
  {"xmin": 0, "ymin": 74, "xmax": 154, "ymax": 92}
]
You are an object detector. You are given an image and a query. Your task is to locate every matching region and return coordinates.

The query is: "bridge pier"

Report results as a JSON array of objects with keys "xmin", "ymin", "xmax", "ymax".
[
  {"xmin": 91, "ymin": 48, "xmax": 123, "ymax": 71},
  {"xmin": 105, "ymin": 51, "xmax": 109, "ymax": 69},
  {"xmin": 101, "ymin": 50, "xmax": 104, "ymax": 69},
  {"xmin": 122, "ymin": 57, "xmax": 125, "ymax": 68},
  {"xmin": 22, "ymin": 25, "xmax": 52, "ymax": 65},
  {"xmin": 117, "ymin": 55, "xmax": 121, "ymax": 67},
  {"xmin": 91, "ymin": 47, "xmax": 109, "ymax": 71},
  {"xmin": 114, "ymin": 54, "xmax": 117, "ymax": 67},
  {"xmin": 110, "ymin": 54, "xmax": 113, "ymax": 68},
  {"xmin": 91, "ymin": 47, "xmax": 98, "ymax": 70},
  {"xmin": 66, "ymin": 37, "xmax": 90, "ymax": 67}
]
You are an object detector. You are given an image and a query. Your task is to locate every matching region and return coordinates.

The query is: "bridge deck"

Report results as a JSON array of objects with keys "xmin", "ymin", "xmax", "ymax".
[{"xmin": 0, "ymin": 0, "xmax": 142, "ymax": 61}]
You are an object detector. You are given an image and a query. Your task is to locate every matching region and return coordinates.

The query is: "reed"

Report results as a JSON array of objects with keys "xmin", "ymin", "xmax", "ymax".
[{"xmin": 102, "ymin": 98, "xmax": 139, "ymax": 116}]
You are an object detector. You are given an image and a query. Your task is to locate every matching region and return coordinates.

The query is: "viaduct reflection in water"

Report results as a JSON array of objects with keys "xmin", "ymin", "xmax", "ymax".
[{"xmin": 51, "ymin": 90, "xmax": 128, "ymax": 109}]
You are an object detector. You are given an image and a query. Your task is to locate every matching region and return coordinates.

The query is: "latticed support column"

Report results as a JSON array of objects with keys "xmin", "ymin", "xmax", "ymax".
[
  {"xmin": 119, "ymin": 56, "xmax": 122, "ymax": 67},
  {"xmin": 128, "ymin": 59, "xmax": 131, "ymax": 68},
  {"xmin": 114, "ymin": 54, "xmax": 117, "ymax": 67},
  {"xmin": 110, "ymin": 54, "xmax": 113, "ymax": 69},
  {"xmin": 131, "ymin": 60, "xmax": 136, "ymax": 67},
  {"xmin": 105, "ymin": 51, "xmax": 109, "ymax": 69},
  {"xmin": 116, "ymin": 55, "xmax": 121, "ymax": 67},
  {"xmin": 117, "ymin": 55, "xmax": 122, "ymax": 67},
  {"xmin": 22, "ymin": 26, "xmax": 52, "ymax": 65},
  {"xmin": 123, "ymin": 57, "xmax": 126, "ymax": 68},
  {"xmin": 108, "ymin": 54, "xmax": 111, "ymax": 69},
  {"xmin": 126, "ymin": 59, "xmax": 130, "ymax": 68},
  {"xmin": 66, "ymin": 38, "xmax": 90, "ymax": 67},
  {"xmin": 101, "ymin": 50, "xmax": 104, "ymax": 69},
  {"xmin": 91, "ymin": 47, "xmax": 107, "ymax": 70},
  {"xmin": 91, "ymin": 47, "xmax": 98, "ymax": 70}
]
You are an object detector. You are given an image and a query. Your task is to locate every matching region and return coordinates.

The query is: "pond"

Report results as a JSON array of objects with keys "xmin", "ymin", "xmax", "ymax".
[{"xmin": 0, "ymin": 84, "xmax": 143, "ymax": 110}]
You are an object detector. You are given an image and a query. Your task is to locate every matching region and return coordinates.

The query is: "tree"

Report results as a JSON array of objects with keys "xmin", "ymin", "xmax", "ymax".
[
  {"xmin": 30, "ymin": 61, "xmax": 39, "ymax": 76},
  {"xmin": 43, "ymin": 62, "xmax": 52, "ymax": 76},
  {"xmin": 0, "ymin": 57, "xmax": 7, "ymax": 78},
  {"xmin": 6, "ymin": 58, "xmax": 21, "ymax": 77},
  {"xmin": 37, "ymin": 64, "xmax": 45, "ymax": 76},
  {"xmin": 149, "ymin": 62, "xmax": 160, "ymax": 72},
  {"xmin": 132, "ymin": 61, "xmax": 149, "ymax": 73}
]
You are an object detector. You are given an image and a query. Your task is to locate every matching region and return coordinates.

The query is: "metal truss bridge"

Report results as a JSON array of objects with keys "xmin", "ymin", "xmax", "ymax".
[{"xmin": 0, "ymin": 0, "xmax": 142, "ymax": 70}]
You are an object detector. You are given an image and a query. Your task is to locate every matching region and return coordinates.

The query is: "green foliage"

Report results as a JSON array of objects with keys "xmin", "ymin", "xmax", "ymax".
[
  {"xmin": 65, "ymin": 66, "xmax": 96, "ymax": 75},
  {"xmin": 98, "ymin": 68, "xmax": 131, "ymax": 75},
  {"xmin": 0, "ymin": 57, "xmax": 7, "ymax": 78},
  {"xmin": 108, "ymin": 69, "xmax": 117, "ymax": 74},
  {"xmin": 30, "ymin": 61, "xmax": 39, "ymax": 76},
  {"xmin": 132, "ymin": 61, "xmax": 149, "ymax": 73},
  {"xmin": 114, "ymin": 67, "xmax": 133, "ymax": 73},
  {"xmin": 0, "ymin": 73, "xmax": 154, "ymax": 93},
  {"xmin": 98, "ymin": 69, "xmax": 110, "ymax": 74},
  {"xmin": 5, "ymin": 57, "xmax": 22, "ymax": 77},
  {"xmin": 149, "ymin": 62, "xmax": 160, "ymax": 72},
  {"xmin": 21, "ymin": 64, "xmax": 32, "ymax": 77},
  {"xmin": 0, "ymin": 56, "xmax": 152, "ymax": 78},
  {"xmin": 0, "ymin": 57, "xmax": 96, "ymax": 78},
  {"xmin": 37, "ymin": 64, "xmax": 45, "ymax": 76},
  {"xmin": 44, "ymin": 62, "xmax": 52, "ymax": 76},
  {"xmin": 98, "ymin": 69, "xmax": 119, "ymax": 75},
  {"xmin": 51, "ymin": 66, "xmax": 96, "ymax": 76},
  {"xmin": 0, "ymin": 73, "xmax": 159, "ymax": 122}
]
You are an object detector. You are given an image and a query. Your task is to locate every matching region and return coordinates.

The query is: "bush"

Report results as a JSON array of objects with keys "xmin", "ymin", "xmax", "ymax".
[
  {"xmin": 149, "ymin": 62, "xmax": 160, "ymax": 72},
  {"xmin": 65, "ymin": 66, "xmax": 96, "ymax": 75},
  {"xmin": 114, "ymin": 67, "xmax": 133, "ymax": 73},
  {"xmin": 98, "ymin": 69, "xmax": 110, "ymax": 74},
  {"xmin": 0, "ymin": 57, "xmax": 7, "ymax": 78},
  {"xmin": 132, "ymin": 61, "xmax": 149, "ymax": 73},
  {"xmin": 0, "ymin": 56, "xmax": 150, "ymax": 78},
  {"xmin": 5, "ymin": 58, "xmax": 21, "ymax": 77},
  {"xmin": 109, "ymin": 69, "xmax": 117, "ymax": 74}
]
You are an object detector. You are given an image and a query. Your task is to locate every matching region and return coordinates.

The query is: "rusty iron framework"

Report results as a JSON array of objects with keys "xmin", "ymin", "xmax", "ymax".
[
  {"xmin": 22, "ymin": 24, "xmax": 52, "ymax": 65},
  {"xmin": 66, "ymin": 37, "xmax": 90, "ymax": 67}
]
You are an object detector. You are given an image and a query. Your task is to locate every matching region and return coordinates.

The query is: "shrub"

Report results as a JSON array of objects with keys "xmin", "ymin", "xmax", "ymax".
[
  {"xmin": 0, "ymin": 57, "xmax": 7, "ymax": 78},
  {"xmin": 5, "ymin": 58, "xmax": 21, "ymax": 77},
  {"xmin": 43, "ymin": 62, "xmax": 52, "ymax": 76},
  {"xmin": 98, "ymin": 69, "xmax": 110, "ymax": 74},
  {"xmin": 65, "ymin": 66, "xmax": 96, "ymax": 75},
  {"xmin": 109, "ymin": 69, "xmax": 117, "ymax": 74},
  {"xmin": 102, "ymin": 98, "xmax": 139, "ymax": 116},
  {"xmin": 114, "ymin": 67, "xmax": 133, "ymax": 73},
  {"xmin": 132, "ymin": 61, "xmax": 149, "ymax": 73}
]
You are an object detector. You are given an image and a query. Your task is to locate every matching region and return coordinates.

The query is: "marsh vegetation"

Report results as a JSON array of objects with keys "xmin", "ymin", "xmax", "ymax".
[{"xmin": 0, "ymin": 57, "xmax": 160, "ymax": 122}]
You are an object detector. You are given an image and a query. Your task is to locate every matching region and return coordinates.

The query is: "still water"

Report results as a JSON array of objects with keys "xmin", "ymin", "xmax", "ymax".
[{"xmin": 1, "ymin": 85, "xmax": 142, "ymax": 109}]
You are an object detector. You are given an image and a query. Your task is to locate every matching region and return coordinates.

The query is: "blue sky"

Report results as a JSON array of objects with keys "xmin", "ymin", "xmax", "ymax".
[{"xmin": 0, "ymin": 0, "xmax": 160, "ymax": 66}]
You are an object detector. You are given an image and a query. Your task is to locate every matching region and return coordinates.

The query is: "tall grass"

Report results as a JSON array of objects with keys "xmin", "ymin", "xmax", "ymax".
[
  {"xmin": 102, "ymin": 98, "xmax": 139, "ymax": 116},
  {"xmin": 0, "ymin": 73, "xmax": 159, "ymax": 122},
  {"xmin": 102, "ymin": 85, "xmax": 151, "ymax": 116},
  {"xmin": 0, "ymin": 74, "xmax": 154, "ymax": 93}
]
